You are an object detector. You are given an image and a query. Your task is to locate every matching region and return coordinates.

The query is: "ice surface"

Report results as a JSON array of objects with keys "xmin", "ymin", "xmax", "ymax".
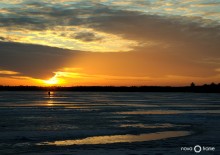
[{"xmin": 0, "ymin": 91, "xmax": 219, "ymax": 154}]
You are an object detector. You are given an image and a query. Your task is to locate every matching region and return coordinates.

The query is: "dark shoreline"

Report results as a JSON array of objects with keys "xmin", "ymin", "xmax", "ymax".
[{"xmin": 0, "ymin": 84, "xmax": 219, "ymax": 93}]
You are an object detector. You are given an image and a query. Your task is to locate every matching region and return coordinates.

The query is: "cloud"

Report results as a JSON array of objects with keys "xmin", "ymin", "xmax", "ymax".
[
  {"xmin": 87, "ymin": 10, "xmax": 220, "ymax": 55},
  {"xmin": 0, "ymin": 36, "xmax": 6, "ymax": 41},
  {"xmin": 0, "ymin": 70, "xmax": 19, "ymax": 75},
  {"xmin": 0, "ymin": 41, "xmax": 77, "ymax": 78},
  {"xmin": 74, "ymin": 32, "xmax": 103, "ymax": 42},
  {"xmin": 0, "ymin": 2, "xmax": 138, "ymax": 52},
  {"xmin": 191, "ymin": 2, "xmax": 220, "ymax": 7},
  {"xmin": 0, "ymin": 0, "xmax": 219, "ymax": 53}
]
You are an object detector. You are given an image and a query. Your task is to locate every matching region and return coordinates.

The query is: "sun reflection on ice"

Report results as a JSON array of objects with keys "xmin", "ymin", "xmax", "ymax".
[
  {"xmin": 37, "ymin": 131, "xmax": 191, "ymax": 146},
  {"xmin": 47, "ymin": 100, "xmax": 54, "ymax": 106}
]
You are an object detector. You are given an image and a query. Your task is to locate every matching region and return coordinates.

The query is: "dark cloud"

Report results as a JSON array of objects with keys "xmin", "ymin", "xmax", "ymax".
[
  {"xmin": 0, "ymin": 2, "xmax": 111, "ymax": 30},
  {"xmin": 0, "ymin": 15, "xmax": 45, "ymax": 29},
  {"xmin": 88, "ymin": 11, "xmax": 220, "ymax": 46},
  {"xmin": 78, "ymin": 10, "xmax": 220, "ymax": 63},
  {"xmin": 74, "ymin": 32, "xmax": 102, "ymax": 42},
  {"xmin": 0, "ymin": 41, "xmax": 77, "ymax": 78},
  {"xmin": 1, "ymin": 1, "xmax": 219, "ymax": 56},
  {"xmin": 0, "ymin": 37, "xmax": 6, "ymax": 41},
  {"xmin": 2, "ymin": 1, "xmax": 218, "ymax": 41}
]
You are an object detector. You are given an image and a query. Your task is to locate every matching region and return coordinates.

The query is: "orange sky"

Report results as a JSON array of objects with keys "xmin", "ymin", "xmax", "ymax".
[{"xmin": 0, "ymin": 0, "xmax": 220, "ymax": 86}]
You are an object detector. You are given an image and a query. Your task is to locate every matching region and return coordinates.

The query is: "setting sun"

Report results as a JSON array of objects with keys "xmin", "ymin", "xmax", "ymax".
[{"xmin": 44, "ymin": 76, "xmax": 59, "ymax": 85}]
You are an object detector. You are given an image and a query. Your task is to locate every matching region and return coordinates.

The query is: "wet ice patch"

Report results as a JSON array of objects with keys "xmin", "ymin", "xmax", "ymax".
[
  {"xmin": 117, "ymin": 110, "xmax": 220, "ymax": 115},
  {"xmin": 119, "ymin": 123, "xmax": 189, "ymax": 129},
  {"xmin": 13, "ymin": 142, "xmax": 31, "ymax": 147},
  {"xmin": 37, "ymin": 131, "xmax": 191, "ymax": 146}
]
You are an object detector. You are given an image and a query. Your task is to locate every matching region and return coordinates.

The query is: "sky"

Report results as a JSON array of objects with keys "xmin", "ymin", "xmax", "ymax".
[{"xmin": 0, "ymin": 0, "xmax": 220, "ymax": 86}]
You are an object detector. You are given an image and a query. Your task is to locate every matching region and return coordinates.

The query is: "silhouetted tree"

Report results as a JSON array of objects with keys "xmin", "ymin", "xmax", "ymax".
[
  {"xmin": 210, "ymin": 82, "xmax": 216, "ymax": 86},
  {"xmin": 190, "ymin": 82, "xmax": 195, "ymax": 87}
]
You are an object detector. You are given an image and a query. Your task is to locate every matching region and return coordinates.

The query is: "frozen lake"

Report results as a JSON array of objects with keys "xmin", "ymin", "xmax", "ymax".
[{"xmin": 0, "ymin": 91, "xmax": 219, "ymax": 154}]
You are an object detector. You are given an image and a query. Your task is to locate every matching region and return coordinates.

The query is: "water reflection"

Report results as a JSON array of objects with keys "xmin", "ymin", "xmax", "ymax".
[
  {"xmin": 159, "ymin": 104, "xmax": 220, "ymax": 108},
  {"xmin": 46, "ymin": 100, "xmax": 54, "ymax": 106},
  {"xmin": 119, "ymin": 123, "xmax": 189, "ymax": 128},
  {"xmin": 118, "ymin": 110, "xmax": 220, "ymax": 115},
  {"xmin": 37, "ymin": 131, "xmax": 191, "ymax": 146}
]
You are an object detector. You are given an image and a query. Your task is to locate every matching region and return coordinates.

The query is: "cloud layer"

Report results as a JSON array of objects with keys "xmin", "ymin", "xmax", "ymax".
[{"xmin": 0, "ymin": 0, "xmax": 219, "ymax": 51}]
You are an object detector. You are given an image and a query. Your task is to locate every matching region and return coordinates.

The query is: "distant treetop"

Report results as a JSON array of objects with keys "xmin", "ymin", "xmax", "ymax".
[{"xmin": 190, "ymin": 82, "xmax": 195, "ymax": 87}]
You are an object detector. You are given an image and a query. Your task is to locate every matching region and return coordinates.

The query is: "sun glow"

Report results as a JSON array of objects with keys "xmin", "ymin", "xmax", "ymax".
[
  {"xmin": 44, "ymin": 75, "xmax": 59, "ymax": 85},
  {"xmin": 44, "ymin": 77, "xmax": 58, "ymax": 85},
  {"xmin": 43, "ymin": 71, "xmax": 78, "ymax": 85}
]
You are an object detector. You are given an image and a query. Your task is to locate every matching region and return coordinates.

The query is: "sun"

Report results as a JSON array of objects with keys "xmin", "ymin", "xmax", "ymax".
[
  {"xmin": 43, "ymin": 72, "xmax": 67, "ymax": 85},
  {"xmin": 44, "ymin": 76, "xmax": 59, "ymax": 85}
]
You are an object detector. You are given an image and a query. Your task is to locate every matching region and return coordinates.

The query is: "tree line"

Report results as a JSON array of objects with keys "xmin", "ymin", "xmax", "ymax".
[{"xmin": 0, "ymin": 83, "xmax": 219, "ymax": 93}]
